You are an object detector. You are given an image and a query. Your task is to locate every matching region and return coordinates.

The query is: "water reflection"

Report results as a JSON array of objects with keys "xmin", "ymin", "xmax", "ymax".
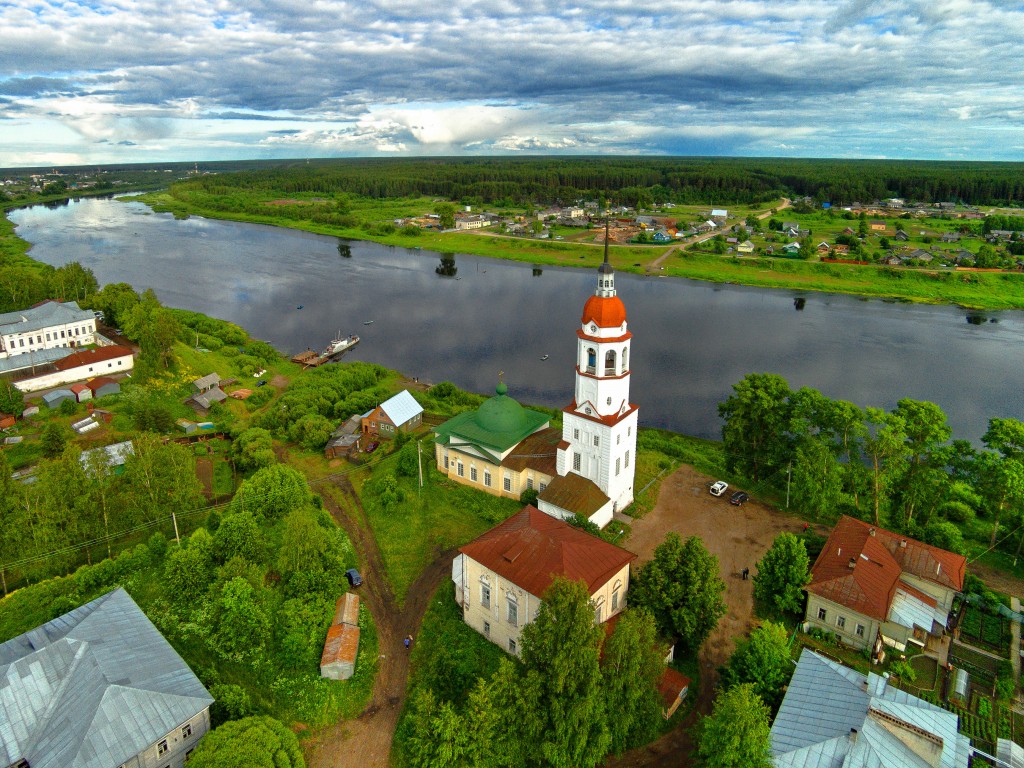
[
  {"xmin": 436, "ymin": 254, "xmax": 458, "ymax": 278},
  {"xmin": 337, "ymin": 242, "xmax": 352, "ymax": 258}
]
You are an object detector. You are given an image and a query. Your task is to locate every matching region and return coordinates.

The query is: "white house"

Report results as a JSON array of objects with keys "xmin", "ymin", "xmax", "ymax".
[
  {"xmin": 14, "ymin": 345, "xmax": 134, "ymax": 392},
  {"xmin": 0, "ymin": 300, "xmax": 97, "ymax": 360}
]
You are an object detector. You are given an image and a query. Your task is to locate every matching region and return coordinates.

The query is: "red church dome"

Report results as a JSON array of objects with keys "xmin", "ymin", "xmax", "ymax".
[{"xmin": 581, "ymin": 295, "xmax": 627, "ymax": 328}]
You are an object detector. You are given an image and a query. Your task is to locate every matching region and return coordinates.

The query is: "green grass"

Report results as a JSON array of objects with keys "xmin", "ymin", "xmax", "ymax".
[{"xmin": 353, "ymin": 444, "xmax": 521, "ymax": 606}]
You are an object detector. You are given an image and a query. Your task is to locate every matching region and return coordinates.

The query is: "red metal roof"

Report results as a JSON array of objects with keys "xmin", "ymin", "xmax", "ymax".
[
  {"xmin": 460, "ymin": 506, "xmax": 636, "ymax": 599},
  {"xmin": 807, "ymin": 516, "xmax": 966, "ymax": 622},
  {"xmin": 54, "ymin": 346, "xmax": 132, "ymax": 371},
  {"xmin": 581, "ymin": 295, "xmax": 627, "ymax": 328},
  {"xmin": 320, "ymin": 623, "xmax": 359, "ymax": 668},
  {"xmin": 658, "ymin": 667, "xmax": 691, "ymax": 709}
]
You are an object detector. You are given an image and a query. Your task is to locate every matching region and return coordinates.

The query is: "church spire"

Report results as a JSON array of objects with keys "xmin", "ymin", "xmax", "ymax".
[{"xmin": 597, "ymin": 215, "xmax": 616, "ymax": 298}]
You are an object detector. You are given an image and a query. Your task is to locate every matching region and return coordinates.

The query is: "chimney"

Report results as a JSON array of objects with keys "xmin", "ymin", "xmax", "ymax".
[
  {"xmin": 849, "ymin": 728, "xmax": 858, "ymax": 743},
  {"xmin": 869, "ymin": 527, "xmax": 876, "ymax": 536},
  {"xmin": 848, "ymin": 558, "xmax": 857, "ymax": 569},
  {"xmin": 900, "ymin": 539, "xmax": 907, "ymax": 548}
]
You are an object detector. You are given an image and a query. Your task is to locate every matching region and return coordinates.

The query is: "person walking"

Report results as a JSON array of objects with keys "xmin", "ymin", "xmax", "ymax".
[{"xmin": 404, "ymin": 634, "xmax": 413, "ymax": 650}]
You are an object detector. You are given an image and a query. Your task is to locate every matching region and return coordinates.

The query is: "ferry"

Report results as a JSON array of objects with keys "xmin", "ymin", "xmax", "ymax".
[
  {"xmin": 321, "ymin": 333, "xmax": 360, "ymax": 358},
  {"xmin": 540, "ymin": 354, "xmax": 549, "ymax": 361}
]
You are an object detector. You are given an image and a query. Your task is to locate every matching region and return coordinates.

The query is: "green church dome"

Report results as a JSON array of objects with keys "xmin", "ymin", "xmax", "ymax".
[{"xmin": 476, "ymin": 387, "xmax": 528, "ymax": 434}]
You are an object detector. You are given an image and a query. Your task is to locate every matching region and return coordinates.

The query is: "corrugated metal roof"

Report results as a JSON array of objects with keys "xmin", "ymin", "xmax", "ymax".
[
  {"xmin": 379, "ymin": 390, "xmax": 423, "ymax": 427},
  {"xmin": 770, "ymin": 649, "xmax": 970, "ymax": 768},
  {"xmin": 537, "ymin": 473, "xmax": 610, "ymax": 517},
  {"xmin": 0, "ymin": 301, "xmax": 93, "ymax": 336},
  {"xmin": 0, "ymin": 588, "xmax": 212, "ymax": 768}
]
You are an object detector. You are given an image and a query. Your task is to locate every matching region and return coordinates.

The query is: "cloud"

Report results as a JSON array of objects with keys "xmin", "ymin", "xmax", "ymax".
[{"xmin": 1, "ymin": 0, "xmax": 1023, "ymax": 163}]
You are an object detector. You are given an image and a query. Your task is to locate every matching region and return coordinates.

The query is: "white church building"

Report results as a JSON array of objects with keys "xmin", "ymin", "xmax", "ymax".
[{"xmin": 433, "ymin": 222, "xmax": 638, "ymax": 528}]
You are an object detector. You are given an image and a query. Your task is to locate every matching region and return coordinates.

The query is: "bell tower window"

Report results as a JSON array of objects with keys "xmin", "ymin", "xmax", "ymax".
[
  {"xmin": 586, "ymin": 348, "xmax": 596, "ymax": 374},
  {"xmin": 621, "ymin": 347, "xmax": 628, "ymax": 373},
  {"xmin": 605, "ymin": 350, "xmax": 616, "ymax": 376}
]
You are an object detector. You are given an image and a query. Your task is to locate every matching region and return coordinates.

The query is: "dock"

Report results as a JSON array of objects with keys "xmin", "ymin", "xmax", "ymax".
[{"xmin": 291, "ymin": 350, "xmax": 332, "ymax": 368}]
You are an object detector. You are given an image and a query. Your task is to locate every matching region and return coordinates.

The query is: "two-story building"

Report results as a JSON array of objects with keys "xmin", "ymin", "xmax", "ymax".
[
  {"xmin": 0, "ymin": 300, "xmax": 97, "ymax": 359},
  {"xmin": 361, "ymin": 389, "xmax": 423, "ymax": 439},
  {"xmin": 453, "ymin": 506, "xmax": 636, "ymax": 656},
  {"xmin": 0, "ymin": 587, "xmax": 213, "ymax": 768},
  {"xmin": 804, "ymin": 516, "xmax": 966, "ymax": 656}
]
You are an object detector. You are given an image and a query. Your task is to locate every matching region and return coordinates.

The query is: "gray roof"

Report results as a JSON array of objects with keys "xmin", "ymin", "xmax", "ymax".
[
  {"xmin": 80, "ymin": 440, "xmax": 135, "ymax": 471},
  {"xmin": 0, "ymin": 347, "xmax": 72, "ymax": 374},
  {"xmin": 193, "ymin": 386, "xmax": 228, "ymax": 409},
  {"xmin": 0, "ymin": 588, "xmax": 212, "ymax": 768},
  {"xmin": 192, "ymin": 373, "xmax": 220, "ymax": 391},
  {"xmin": 771, "ymin": 649, "xmax": 970, "ymax": 768},
  {"xmin": 379, "ymin": 390, "xmax": 423, "ymax": 427},
  {"xmin": 0, "ymin": 301, "xmax": 93, "ymax": 337}
]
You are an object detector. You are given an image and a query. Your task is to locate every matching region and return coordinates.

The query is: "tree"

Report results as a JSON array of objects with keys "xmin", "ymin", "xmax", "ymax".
[
  {"xmin": 277, "ymin": 506, "xmax": 330, "ymax": 577},
  {"xmin": 721, "ymin": 621, "xmax": 793, "ymax": 710},
  {"xmin": 719, "ymin": 373, "xmax": 793, "ymax": 482},
  {"xmin": 921, "ymin": 520, "xmax": 967, "ymax": 555},
  {"xmin": 232, "ymin": 427, "xmax": 276, "ymax": 472},
  {"xmin": 601, "ymin": 608, "xmax": 664, "ymax": 753},
  {"xmin": 187, "ymin": 716, "xmax": 304, "ymax": 768},
  {"xmin": 288, "ymin": 413, "xmax": 333, "ymax": 450},
  {"xmin": 211, "ymin": 577, "xmax": 270, "ymax": 660},
  {"xmin": 790, "ymin": 438, "xmax": 845, "ymax": 521},
  {"xmin": 164, "ymin": 531, "xmax": 214, "ymax": 604},
  {"xmin": 753, "ymin": 532, "xmax": 810, "ymax": 615},
  {"xmin": 88, "ymin": 282, "xmax": 140, "ymax": 329},
  {"xmin": 122, "ymin": 288, "xmax": 180, "ymax": 368},
  {"xmin": 41, "ymin": 421, "xmax": 69, "ymax": 458},
  {"xmin": 861, "ymin": 407, "xmax": 910, "ymax": 526},
  {"xmin": 231, "ymin": 464, "xmax": 312, "ymax": 523},
  {"xmin": 629, "ymin": 533, "xmax": 726, "ymax": 652},
  {"xmin": 0, "ymin": 379, "xmax": 23, "ymax": 416},
  {"xmin": 213, "ymin": 511, "xmax": 265, "ymax": 564},
  {"xmin": 434, "ymin": 202, "xmax": 456, "ymax": 230},
  {"xmin": 519, "ymin": 577, "xmax": 610, "ymax": 768},
  {"xmin": 697, "ymin": 684, "xmax": 773, "ymax": 768},
  {"xmin": 120, "ymin": 434, "xmax": 204, "ymax": 526},
  {"xmin": 981, "ymin": 418, "xmax": 1024, "ymax": 546}
]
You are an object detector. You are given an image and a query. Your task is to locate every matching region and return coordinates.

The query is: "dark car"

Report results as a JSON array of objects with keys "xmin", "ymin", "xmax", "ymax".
[
  {"xmin": 345, "ymin": 568, "xmax": 363, "ymax": 587},
  {"xmin": 256, "ymin": 380, "xmax": 267, "ymax": 387},
  {"xmin": 729, "ymin": 491, "xmax": 749, "ymax": 506},
  {"xmin": 365, "ymin": 441, "xmax": 379, "ymax": 453}
]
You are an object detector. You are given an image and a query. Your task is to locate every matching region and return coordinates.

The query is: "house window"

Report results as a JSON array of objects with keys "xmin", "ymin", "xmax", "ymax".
[
  {"xmin": 593, "ymin": 435, "xmax": 599, "ymax": 447},
  {"xmin": 508, "ymin": 638, "xmax": 517, "ymax": 654},
  {"xmin": 481, "ymin": 583, "xmax": 491, "ymax": 609},
  {"xmin": 836, "ymin": 616, "xmax": 846, "ymax": 630},
  {"xmin": 526, "ymin": 477, "xmax": 533, "ymax": 490},
  {"xmin": 484, "ymin": 470, "xmax": 491, "ymax": 487},
  {"xmin": 856, "ymin": 624, "xmax": 865, "ymax": 638},
  {"xmin": 594, "ymin": 596, "xmax": 605, "ymax": 624},
  {"xmin": 573, "ymin": 428, "xmax": 580, "ymax": 440},
  {"xmin": 470, "ymin": 466, "xmax": 478, "ymax": 482},
  {"xmin": 817, "ymin": 607, "xmax": 827, "ymax": 621},
  {"xmin": 36, "ymin": 335, "xmax": 42, "ymax": 344},
  {"xmin": 443, "ymin": 453, "xmax": 449, "ymax": 469},
  {"xmin": 507, "ymin": 595, "xmax": 518, "ymax": 626},
  {"xmin": 605, "ymin": 349, "xmax": 616, "ymax": 375},
  {"xmin": 615, "ymin": 458, "xmax": 621, "ymax": 476},
  {"xmin": 457, "ymin": 462, "xmax": 464, "ymax": 477},
  {"xmin": 627, "ymin": 426, "xmax": 631, "ymax": 436},
  {"xmin": 484, "ymin": 621, "xmax": 490, "ymax": 636},
  {"xmin": 612, "ymin": 582, "xmax": 621, "ymax": 613},
  {"xmin": 586, "ymin": 348, "xmax": 596, "ymax": 374},
  {"xmin": 18, "ymin": 339, "xmax": 23, "ymax": 347},
  {"xmin": 182, "ymin": 723, "xmax": 193, "ymax": 739},
  {"xmin": 46, "ymin": 333, "xmax": 50, "ymax": 341},
  {"xmin": 60, "ymin": 330, "xmax": 65, "ymax": 338},
  {"xmin": 503, "ymin": 475, "xmax": 512, "ymax": 492},
  {"xmin": 617, "ymin": 434, "xmax": 621, "ymax": 445},
  {"xmin": 539, "ymin": 482, "xmax": 547, "ymax": 491},
  {"xmin": 158, "ymin": 739, "xmax": 168, "ymax": 755},
  {"xmin": 624, "ymin": 450, "xmax": 630, "ymax": 468},
  {"xmin": 573, "ymin": 453, "xmax": 581, "ymax": 472}
]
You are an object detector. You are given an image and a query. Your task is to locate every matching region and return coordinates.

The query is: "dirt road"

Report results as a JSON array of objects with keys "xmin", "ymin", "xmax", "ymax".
[{"xmin": 304, "ymin": 477, "xmax": 454, "ymax": 768}]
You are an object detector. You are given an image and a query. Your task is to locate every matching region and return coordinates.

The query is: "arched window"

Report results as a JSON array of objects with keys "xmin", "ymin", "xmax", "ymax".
[
  {"xmin": 621, "ymin": 347, "xmax": 629, "ymax": 373},
  {"xmin": 594, "ymin": 595, "xmax": 606, "ymax": 624},
  {"xmin": 586, "ymin": 347, "xmax": 596, "ymax": 374},
  {"xmin": 611, "ymin": 580, "xmax": 622, "ymax": 613},
  {"xmin": 605, "ymin": 349, "xmax": 616, "ymax": 375}
]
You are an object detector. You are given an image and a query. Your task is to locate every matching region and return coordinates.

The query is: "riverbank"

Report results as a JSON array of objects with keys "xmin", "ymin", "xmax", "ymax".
[{"xmin": 135, "ymin": 191, "xmax": 1024, "ymax": 311}]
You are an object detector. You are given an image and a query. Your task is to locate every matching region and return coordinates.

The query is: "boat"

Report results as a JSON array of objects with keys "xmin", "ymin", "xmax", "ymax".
[
  {"xmin": 296, "ymin": 305, "xmax": 304, "ymax": 309},
  {"xmin": 540, "ymin": 354, "xmax": 549, "ymax": 361},
  {"xmin": 363, "ymin": 320, "xmax": 374, "ymax": 325},
  {"xmin": 320, "ymin": 332, "xmax": 360, "ymax": 358}
]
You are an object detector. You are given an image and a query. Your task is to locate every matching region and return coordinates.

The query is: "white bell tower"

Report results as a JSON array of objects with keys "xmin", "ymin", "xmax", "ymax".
[{"xmin": 555, "ymin": 218, "xmax": 639, "ymax": 512}]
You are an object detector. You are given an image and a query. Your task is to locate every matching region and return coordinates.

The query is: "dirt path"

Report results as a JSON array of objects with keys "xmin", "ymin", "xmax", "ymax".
[
  {"xmin": 605, "ymin": 465, "xmax": 804, "ymax": 767},
  {"xmin": 195, "ymin": 458, "xmax": 213, "ymax": 500},
  {"xmin": 304, "ymin": 476, "xmax": 454, "ymax": 768}
]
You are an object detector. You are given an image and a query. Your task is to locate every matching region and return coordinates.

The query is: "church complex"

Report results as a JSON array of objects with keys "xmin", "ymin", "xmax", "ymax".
[{"xmin": 434, "ymin": 224, "xmax": 638, "ymax": 528}]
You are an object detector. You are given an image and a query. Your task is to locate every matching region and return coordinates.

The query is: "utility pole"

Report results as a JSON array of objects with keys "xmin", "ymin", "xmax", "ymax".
[
  {"xmin": 417, "ymin": 441, "xmax": 423, "ymax": 493},
  {"xmin": 171, "ymin": 511, "xmax": 181, "ymax": 545},
  {"xmin": 786, "ymin": 462, "xmax": 792, "ymax": 509}
]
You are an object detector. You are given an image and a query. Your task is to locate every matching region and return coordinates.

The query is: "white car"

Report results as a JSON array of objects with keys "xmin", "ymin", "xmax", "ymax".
[{"xmin": 710, "ymin": 481, "xmax": 729, "ymax": 497}]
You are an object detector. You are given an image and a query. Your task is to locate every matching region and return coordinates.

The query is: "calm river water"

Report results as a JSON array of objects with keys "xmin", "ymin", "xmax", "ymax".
[{"xmin": 9, "ymin": 197, "xmax": 1024, "ymax": 442}]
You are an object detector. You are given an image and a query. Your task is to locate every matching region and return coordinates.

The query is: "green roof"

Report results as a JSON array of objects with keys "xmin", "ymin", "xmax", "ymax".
[{"xmin": 434, "ymin": 383, "xmax": 550, "ymax": 453}]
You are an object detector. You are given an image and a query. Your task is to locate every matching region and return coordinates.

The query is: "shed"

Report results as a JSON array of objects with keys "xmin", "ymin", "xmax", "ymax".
[
  {"xmin": 193, "ymin": 373, "xmax": 221, "ymax": 393},
  {"xmin": 43, "ymin": 389, "xmax": 75, "ymax": 408},
  {"xmin": 88, "ymin": 376, "xmax": 121, "ymax": 398},
  {"xmin": 320, "ymin": 623, "xmax": 360, "ymax": 681},
  {"xmin": 177, "ymin": 418, "xmax": 198, "ymax": 434},
  {"xmin": 658, "ymin": 667, "xmax": 691, "ymax": 719},
  {"xmin": 21, "ymin": 405, "xmax": 38, "ymax": 418},
  {"xmin": 70, "ymin": 382, "xmax": 93, "ymax": 402},
  {"xmin": 333, "ymin": 592, "xmax": 360, "ymax": 627}
]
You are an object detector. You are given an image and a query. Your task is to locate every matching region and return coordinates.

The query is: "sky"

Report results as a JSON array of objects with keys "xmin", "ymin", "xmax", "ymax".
[{"xmin": 2, "ymin": 0, "xmax": 1024, "ymax": 167}]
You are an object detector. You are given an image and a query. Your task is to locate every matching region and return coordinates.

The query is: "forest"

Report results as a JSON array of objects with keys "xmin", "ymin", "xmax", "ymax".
[{"xmin": 163, "ymin": 156, "xmax": 1024, "ymax": 207}]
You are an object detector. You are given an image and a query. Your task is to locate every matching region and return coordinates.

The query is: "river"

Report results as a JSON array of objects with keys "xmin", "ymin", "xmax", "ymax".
[{"xmin": 9, "ymin": 197, "xmax": 1024, "ymax": 443}]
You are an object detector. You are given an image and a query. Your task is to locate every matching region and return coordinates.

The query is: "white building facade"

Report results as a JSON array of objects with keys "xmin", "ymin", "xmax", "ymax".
[{"xmin": 0, "ymin": 300, "xmax": 97, "ymax": 359}]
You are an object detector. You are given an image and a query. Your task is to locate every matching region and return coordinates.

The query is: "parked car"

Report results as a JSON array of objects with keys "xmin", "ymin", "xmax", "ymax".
[
  {"xmin": 345, "ymin": 568, "xmax": 363, "ymax": 587},
  {"xmin": 729, "ymin": 491, "xmax": 750, "ymax": 506},
  {"xmin": 256, "ymin": 380, "xmax": 267, "ymax": 387},
  {"xmin": 365, "ymin": 441, "xmax": 379, "ymax": 453},
  {"xmin": 710, "ymin": 480, "xmax": 728, "ymax": 497}
]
